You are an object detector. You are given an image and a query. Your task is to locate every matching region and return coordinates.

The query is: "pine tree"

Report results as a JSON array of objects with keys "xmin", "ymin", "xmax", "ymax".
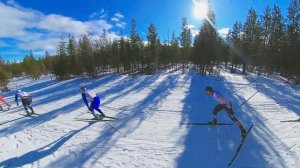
[
  {"xmin": 110, "ymin": 39, "xmax": 121, "ymax": 73},
  {"xmin": 22, "ymin": 51, "xmax": 42, "ymax": 80},
  {"xmin": 130, "ymin": 19, "xmax": 143, "ymax": 73},
  {"xmin": 242, "ymin": 7, "xmax": 262, "ymax": 74},
  {"xmin": 269, "ymin": 5, "xmax": 286, "ymax": 73},
  {"xmin": 96, "ymin": 29, "xmax": 110, "ymax": 73},
  {"xmin": 286, "ymin": 0, "xmax": 300, "ymax": 83},
  {"xmin": 227, "ymin": 21, "xmax": 244, "ymax": 73},
  {"xmin": 180, "ymin": 17, "xmax": 192, "ymax": 73},
  {"xmin": 145, "ymin": 23, "xmax": 160, "ymax": 74},
  {"xmin": 260, "ymin": 5, "xmax": 273, "ymax": 72},
  {"xmin": 67, "ymin": 35, "xmax": 79, "ymax": 76},
  {"xmin": 53, "ymin": 35, "xmax": 69, "ymax": 80},
  {"xmin": 10, "ymin": 61, "xmax": 23, "ymax": 77},
  {"xmin": 192, "ymin": 0, "xmax": 218, "ymax": 74},
  {"xmin": 120, "ymin": 37, "xmax": 130, "ymax": 73},
  {"xmin": 170, "ymin": 32, "xmax": 180, "ymax": 68},
  {"xmin": 0, "ymin": 56, "xmax": 9, "ymax": 88},
  {"xmin": 44, "ymin": 51, "xmax": 55, "ymax": 77},
  {"xmin": 79, "ymin": 35, "xmax": 96, "ymax": 77}
]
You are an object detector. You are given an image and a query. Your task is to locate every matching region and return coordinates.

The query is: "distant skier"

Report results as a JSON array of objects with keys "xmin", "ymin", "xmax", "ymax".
[
  {"xmin": 80, "ymin": 86, "xmax": 105, "ymax": 119},
  {"xmin": 205, "ymin": 86, "xmax": 247, "ymax": 138},
  {"xmin": 0, "ymin": 96, "xmax": 11, "ymax": 110},
  {"xmin": 15, "ymin": 90, "xmax": 35, "ymax": 115}
]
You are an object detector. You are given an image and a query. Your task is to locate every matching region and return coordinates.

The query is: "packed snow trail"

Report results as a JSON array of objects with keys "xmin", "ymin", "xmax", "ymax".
[{"xmin": 0, "ymin": 70, "xmax": 299, "ymax": 167}]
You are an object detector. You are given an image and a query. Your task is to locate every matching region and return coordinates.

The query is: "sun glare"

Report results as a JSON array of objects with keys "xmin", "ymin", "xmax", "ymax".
[{"xmin": 193, "ymin": 1, "xmax": 208, "ymax": 19}]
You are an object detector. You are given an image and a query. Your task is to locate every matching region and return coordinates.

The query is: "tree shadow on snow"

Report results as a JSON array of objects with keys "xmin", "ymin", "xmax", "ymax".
[
  {"xmin": 252, "ymin": 77, "xmax": 300, "ymax": 117},
  {"xmin": 0, "ymin": 75, "xmax": 129, "ymax": 136},
  {"xmin": 46, "ymin": 74, "xmax": 181, "ymax": 167},
  {"xmin": 0, "ymin": 123, "xmax": 94, "ymax": 168}
]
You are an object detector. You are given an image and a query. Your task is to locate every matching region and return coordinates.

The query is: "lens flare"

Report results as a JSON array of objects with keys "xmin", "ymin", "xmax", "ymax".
[{"xmin": 193, "ymin": 1, "xmax": 208, "ymax": 19}]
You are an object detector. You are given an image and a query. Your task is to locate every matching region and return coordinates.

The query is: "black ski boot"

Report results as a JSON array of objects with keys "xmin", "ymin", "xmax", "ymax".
[
  {"xmin": 241, "ymin": 128, "xmax": 247, "ymax": 139},
  {"xmin": 100, "ymin": 112, "xmax": 106, "ymax": 117},
  {"xmin": 208, "ymin": 119, "xmax": 217, "ymax": 125}
]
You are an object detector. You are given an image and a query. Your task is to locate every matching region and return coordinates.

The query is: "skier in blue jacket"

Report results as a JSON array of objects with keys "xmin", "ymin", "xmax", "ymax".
[
  {"xmin": 80, "ymin": 86, "xmax": 105, "ymax": 119},
  {"xmin": 15, "ymin": 90, "xmax": 35, "ymax": 115},
  {"xmin": 205, "ymin": 86, "xmax": 246, "ymax": 139}
]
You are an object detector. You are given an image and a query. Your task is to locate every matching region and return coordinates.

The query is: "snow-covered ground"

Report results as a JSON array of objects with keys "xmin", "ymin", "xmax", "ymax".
[{"xmin": 0, "ymin": 69, "xmax": 300, "ymax": 168}]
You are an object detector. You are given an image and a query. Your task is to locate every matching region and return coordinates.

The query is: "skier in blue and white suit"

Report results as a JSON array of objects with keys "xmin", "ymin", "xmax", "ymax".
[{"xmin": 80, "ymin": 86, "xmax": 105, "ymax": 119}]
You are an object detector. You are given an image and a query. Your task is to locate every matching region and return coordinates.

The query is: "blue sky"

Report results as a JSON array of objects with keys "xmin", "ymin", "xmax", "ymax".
[{"xmin": 0, "ymin": 0, "xmax": 290, "ymax": 61}]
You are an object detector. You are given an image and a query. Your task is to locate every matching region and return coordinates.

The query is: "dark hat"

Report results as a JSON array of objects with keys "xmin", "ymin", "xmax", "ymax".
[{"xmin": 205, "ymin": 86, "xmax": 213, "ymax": 92}]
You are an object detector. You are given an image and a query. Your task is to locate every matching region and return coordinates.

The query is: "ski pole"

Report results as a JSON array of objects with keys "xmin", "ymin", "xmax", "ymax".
[
  {"xmin": 236, "ymin": 91, "xmax": 258, "ymax": 111},
  {"xmin": 104, "ymin": 121, "xmax": 126, "ymax": 137},
  {"xmin": 74, "ymin": 110, "xmax": 87, "ymax": 118},
  {"xmin": 102, "ymin": 105, "xmax": 130, "ymax": 116},
  {"xmin": 234, "ymin": 78, "xmax": 259, "ymax": 92}
]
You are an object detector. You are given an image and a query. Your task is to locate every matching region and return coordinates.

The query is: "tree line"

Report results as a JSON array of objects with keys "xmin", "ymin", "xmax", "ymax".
[{"xmin": 0, "ymin": 0, "xmax": 299, "ymax": 87}]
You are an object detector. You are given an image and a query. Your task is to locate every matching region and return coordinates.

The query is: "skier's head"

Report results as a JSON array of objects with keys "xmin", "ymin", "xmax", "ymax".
[
  {"xmin": 205, "ymin": 86, "xmax": 213, "ymax": 95},
  {"xmin": 80, "ymin": 86, "xmax": 87, "ymax": 93}
]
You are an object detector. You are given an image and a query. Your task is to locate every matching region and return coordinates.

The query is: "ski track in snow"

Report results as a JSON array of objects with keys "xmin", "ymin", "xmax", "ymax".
[{"xmin": 0, "ymin": 70, "xmax": 299, "ymax": 168}]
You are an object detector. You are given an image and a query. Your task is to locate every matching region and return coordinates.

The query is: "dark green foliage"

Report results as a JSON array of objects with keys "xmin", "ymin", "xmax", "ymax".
[
  {"xmin": 0, "ymin": 56, "xmax": 10, "ymax": 88},
  {"xmin": 180, "ymin": 17, "xmax": 192, "ymax": 73},
  {"xmin": 145, "ymin": 23, "xmax": 160, "ymax": 74},
  {"xmin": 192, "ymin": 0, "xmax": 220, "ymax": 75},
  {"xmin": 22, "ymin": 51, "xmax": 43, "ymax": 80}
]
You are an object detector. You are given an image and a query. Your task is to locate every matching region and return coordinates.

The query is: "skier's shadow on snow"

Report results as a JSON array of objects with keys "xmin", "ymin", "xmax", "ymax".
[
  {"xmin": 177, "ymin": 73, "xmax": 292, "ymax": 167},
  {"xmin": 0, "ymin": 123, "xmax": 94, "ymax": 168}
]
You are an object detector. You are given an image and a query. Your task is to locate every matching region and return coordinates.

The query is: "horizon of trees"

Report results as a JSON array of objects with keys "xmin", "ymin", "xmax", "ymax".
[{"xmin": 0, "ymin": 0, "xmax": 299, "ymax": 87}]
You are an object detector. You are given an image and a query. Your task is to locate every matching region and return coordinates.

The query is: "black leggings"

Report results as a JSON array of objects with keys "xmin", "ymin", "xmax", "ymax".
[
  {"xmin": 21, "ymin": 97, "xmax": 34, "ymax": 112},
  {"xmin": 212, "ymin": 104, "xmax": 238, "ymax": 122}
]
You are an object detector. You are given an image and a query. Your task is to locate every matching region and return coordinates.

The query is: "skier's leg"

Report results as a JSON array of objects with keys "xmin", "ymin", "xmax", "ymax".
[
  {"xmin": 0, "ymin": 96, "xmax": 10, "ymax": 106},
  {"xmin": 22, "ymin": 99, "xmax": 30, "ymax": 114},
  {"xmin": 211, "ymin": 104, "xmax": 225, "ymax": 123},
  {"xmin": 89, "ymin": 102, "xmax": 98, "ymax": 119},
  {"xmin": 226, "ymin": 108, "xmax": 246, "ymax": 138},
  {"xmin": 28, "ymin": 97, "xmax": 34, "ymax": 113},
  {"xmin": 94, "ymin": 97, "xmax": 105, "ymax": 116}
]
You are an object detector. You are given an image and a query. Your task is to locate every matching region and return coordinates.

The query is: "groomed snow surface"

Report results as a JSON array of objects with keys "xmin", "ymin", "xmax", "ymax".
[{"xmin": 0, "ymin": 69, "xmax": 300, "ymax": 168}]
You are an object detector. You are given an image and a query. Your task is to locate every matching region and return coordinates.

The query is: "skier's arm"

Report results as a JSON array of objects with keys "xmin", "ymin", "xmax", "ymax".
[
  {"xmin": 15, "ymin": 94, "xmax": 19, "ymax": 106},
  {"xmin": 81, "ymin": 93, "xmax": 89, "ymax": 107}
]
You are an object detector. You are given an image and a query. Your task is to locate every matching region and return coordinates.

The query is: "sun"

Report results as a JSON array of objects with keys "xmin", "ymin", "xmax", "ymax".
[{"xmin": 193, "ymin": 1, "xmax": 208, "ymax": 19}]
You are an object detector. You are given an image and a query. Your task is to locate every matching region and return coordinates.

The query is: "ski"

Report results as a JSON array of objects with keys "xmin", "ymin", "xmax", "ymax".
[
  {"xmin": 74, "ymin": 116, "xmax": 117, "ymax": 120},
  {"xmin": 75, "ymin": 118, "xmax": 114, "ymax": 122},
  {"xmin": 19, "ymin": 113, "xmax": 39, "ymax": 117},
  {"xmin": 94, "ymin": 114, "xmax": 117, "ymax": 120},
  {"xmin": 181, "ymin": 122, "xmax": 233, "ymax": 126},
  {"xmin": 228, "ymin": 124, "xmax": 254, "ymax": 166},
  {"xmin": 280, "ymin": 119, "xmax": 300, "ymax": 122},
  {"xmin": 74, "ymin": 116, "xmax": 116, "ymax": 121}
]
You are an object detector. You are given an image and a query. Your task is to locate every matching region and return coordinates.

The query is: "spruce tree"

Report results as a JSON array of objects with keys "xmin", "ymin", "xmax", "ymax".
[
  {"xmin": 286, "ymin": 0, "xmax": 300, "ymax": 83},
  {"xmin": 192, "ymin": 0, "xmax": 218, "ymax": 74},
  {"xmin": 180, "ymin": 17, "xmax": 192, "ymax": 73},
  {"xmin": 79, "ymin": 35, "xmax": 96, "ymax": 77},
  {"xmin": 260, "ymin": 5, "xmax": 273, "ymax": 72},
  {"xmin": 242, "ymin": 7, "xmax": 262, "ymax": 74},
  {"xmin": 269, "ymin": 5, "xmax": 286, "ymax": 72},
  {"xmin": 146, "ymin": 23, "xmax": 160, "ymax": 74}
]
